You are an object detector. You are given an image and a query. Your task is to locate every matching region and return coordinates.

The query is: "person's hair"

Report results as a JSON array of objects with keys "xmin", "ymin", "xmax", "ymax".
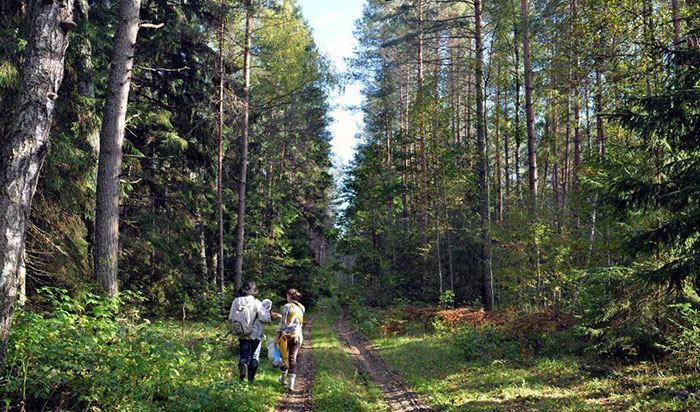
[
  {"xmin": 286, "ymin": 288, "xmax": 302, "ymax": 300},
  {"xmin": 237, "ymin": 281, "xmax": 258, "ymax": 297}
]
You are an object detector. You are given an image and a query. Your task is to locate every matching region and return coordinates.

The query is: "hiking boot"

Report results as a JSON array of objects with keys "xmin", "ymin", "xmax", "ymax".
[
  {"xmin": 279, "ymin": 371, "xmax": 287, "ymax": 385},
  {"xmin": 248, "ymin": 365, "xmax": 258, "ymax": 382},
  {"xmin": 287, "ymin": 373, "xmax": 296, "ymax": 391},
  {"xmin": 238, "ymin": 362, "xmax": 247, "ymax": 381}
]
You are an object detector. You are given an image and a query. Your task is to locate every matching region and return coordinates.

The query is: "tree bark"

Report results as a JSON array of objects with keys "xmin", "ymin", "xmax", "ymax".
[
  {"xmin": 233, "ymin": 0, "xmax": 254, "ymax": 293},
  {"xmin": 0, "ymin": 0, "xmax": 74, "ymax": 371},
  {"xmin": 571, "ymin": 0, "xmax": 581, "ymax": 228},
  {"xmin": 504, "ymin": 87, "xmax": 510, "ymax": 207},
  {"xmin": 672, "ymin": 0, "xmax": 681, "ymax": 45},
  {"xmin": 513, "ymin": 28, "xmax": 523, "ymax": 202},
  {"xmin": 198, "ymin": 218, "xmax": 208, "ymax": 295},
  {"xmin": 474, "ymin": 0, "xmax": 493, "ymax": 311},
  {"xmin": 495, "ymin": 64, "xmax": 503, "ymax": 222},
  {"xmin": 522, "ymin": 0, "xmax": 537, "ymax": 212},
  {"xmin": 75, "ymin": 0, "xmax": 99, "ymax": 163},
  {"xmin": 595, "ymin": 59, "xmax": 605, "ymax": 158},
  {"xmin": 216, "ymin": 0, "xmax": 225, "ymax": 311},
  {"xmin": 94, "ymin": 0, "xmax": 140, "ymax": 298}
]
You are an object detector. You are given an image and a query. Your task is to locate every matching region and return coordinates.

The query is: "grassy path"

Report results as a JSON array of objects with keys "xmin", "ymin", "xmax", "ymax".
[
  {"xmin": 334, "ymin": 306, "xmax": 433, "ymax": 412},
  {"xmin": 354, "ymin": 322, "xmax": 700, "ymax": 411},
  {"xmin": 311, "ymin": 302, "xmax": 389, "ymax": 412}
]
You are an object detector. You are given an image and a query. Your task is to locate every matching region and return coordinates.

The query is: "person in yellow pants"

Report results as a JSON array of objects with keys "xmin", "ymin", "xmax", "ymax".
[{"xmin": 274, "ymin": 288, "xmax": 305, "ymax": 390}]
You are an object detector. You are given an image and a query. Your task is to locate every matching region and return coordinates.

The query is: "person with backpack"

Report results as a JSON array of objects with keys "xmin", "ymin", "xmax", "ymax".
[
  {"xmin": 274, "ymin": 288, "xmax": 305, "ymax": 390},
  {"xmin": 228, "ymin": 281, "xmax": 279, "ymax": 382}
]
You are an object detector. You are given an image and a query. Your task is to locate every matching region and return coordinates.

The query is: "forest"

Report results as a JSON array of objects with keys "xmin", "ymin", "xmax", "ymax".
[{"xmin": 1, "ymin": 0, "xmax": 699, "ymax": 410}]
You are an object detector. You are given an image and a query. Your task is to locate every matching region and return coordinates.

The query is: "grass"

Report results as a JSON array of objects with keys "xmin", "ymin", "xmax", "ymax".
[
  {"xmin": 144, "ymin": 319, "xmax": 285, "ymax": 411},
  {"xmin": 353, "ymin": 310, "xmax": 700, "ymax": 411},
  {"xmin": 3, "ymin": 303, "xmax": 287, "ymax": 412},
  {"xmin": 312, "ymin": 301, "xmax": 389, "ymax": 412}
]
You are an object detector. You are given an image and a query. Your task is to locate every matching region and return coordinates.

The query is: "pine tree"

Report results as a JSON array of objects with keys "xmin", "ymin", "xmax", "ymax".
[{"xmin": 607, "ymin": 45, "xmax": 700, "ymax": 288}]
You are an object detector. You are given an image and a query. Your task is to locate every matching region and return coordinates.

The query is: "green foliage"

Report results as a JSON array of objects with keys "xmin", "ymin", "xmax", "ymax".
[
  {"xmin": 352, "ymin": 305, "xmax": 699, "ymax": 411},
  {"xmin": 338, "ymin": 286, "xmax": 383, "ymax": 339},
  {"xmin": 575, "ymin": 266, "xmax": 673, "ymax": 358},
  {"xmin": 659, "ymin": 303, "xmax": 700, "ymax": 372},
  {"xmin": 2, "ymin": 289, "xmax": 281, "ymax": 411},
  {"xmin": 605, "ymin": 45, "xmax": 700, "ymax": 288},
  {"xmin": 438, "ymin": 289, "xmax": 455, "ymax": 310},
  {"xmin": 457, "ymin": 324, "xmax": 521, "ymax": 361}
]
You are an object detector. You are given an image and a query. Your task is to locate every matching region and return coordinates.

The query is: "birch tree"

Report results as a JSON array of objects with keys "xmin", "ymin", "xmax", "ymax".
[{"xmin": 0, "ymin": 0, "xmax": 75, "ymax": 370}]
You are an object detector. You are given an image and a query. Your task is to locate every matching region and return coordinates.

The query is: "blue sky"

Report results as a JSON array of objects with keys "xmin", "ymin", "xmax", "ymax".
[{"xmin": 297, "ymin": 0, "xmax": 366, "ymax": 168}]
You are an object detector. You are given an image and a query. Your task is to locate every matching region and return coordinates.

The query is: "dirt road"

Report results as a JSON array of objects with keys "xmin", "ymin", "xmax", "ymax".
[{"xmin": 334, "ymin": 307, "xmax": 433, "ymax": 412}]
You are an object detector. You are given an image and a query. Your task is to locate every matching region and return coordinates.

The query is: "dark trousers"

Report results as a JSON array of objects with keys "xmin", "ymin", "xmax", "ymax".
[
  {"xmin": 239, "ymin": 339, "xmax": 261, "ymax": 368},
  {"xmin": 281, "ymin": 336, "xmax": 300, "ymax": 374}
]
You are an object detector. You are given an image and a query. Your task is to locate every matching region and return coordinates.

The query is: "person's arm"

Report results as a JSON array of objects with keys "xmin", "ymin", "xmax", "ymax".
[{"xmin": 274, "ymin": 304, "xmax": 289, "ymax": 344}]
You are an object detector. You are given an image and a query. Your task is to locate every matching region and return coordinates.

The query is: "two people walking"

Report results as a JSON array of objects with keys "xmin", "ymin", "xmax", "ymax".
[{"xmin": 228, "ymin": 282, "xmax": 305, "ymax": 390}]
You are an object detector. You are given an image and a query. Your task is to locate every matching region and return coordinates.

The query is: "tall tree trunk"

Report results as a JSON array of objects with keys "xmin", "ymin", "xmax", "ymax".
[
  {"xmin": 513, "ymin": 26, "xmax": 523, "ymax": 201},
  {"xmin": 474, "ymin": 0, "xmax": 493, "ymax": 311},
  {"xmin": 401, "ymin": 72, "xmax": 410, "ymax": 220},
  {"xmin": 571, "ymin": 0, "xmax": 581, "ymax": 228},
  {"xmin": 216, "ymin": 0, "xmax": 225, "ymax": 310},
  {"xmin": 495, "ymin": 64, "xmax": 503, "ymax": 222},
  {"xmin": 465, "ymin": 44, "xmax": 472, "ymax": 166},
  {"xmin": 595, "ymin": 59, "xmax": 605, "ymax": 158},
  {"xmin": 0, "ymin": 0, "xmax": 74, "ymax": 370},
  {"xmin": 522, "ymin": 0, "xmax": 542, "ymax": 304},
  {"xmin": 552, "ymin": 102, "xmax": 560, "ymax": 225},
  {"xmin": 233, "ymin": 0, "xmax": 253, "ymax": 293},
  {"xmin": 75, "ymin": 0, "xmax": 99, "ymax": 163},
  {"xmin": 504, "ymin": 87, "xmax": 510, "ymax": 208},
  {"xmin": 442, "ymin": 187, "xmax": 454, "ymax": 292},
  {"xmin": 672, "ymin": 0, "xmax": 681, "ymax": 45},
  {"xmin": 94, "ymin": 0, "xmax": 140, "ymax": 298},
  {"xmin": 563, "ymin": 65, "xmax": 571, "ymax": 211},
  {"xmin": 522, "ymin": 0, "xmax": 537, "ymax": 211},
  {"xmin": 436, "ymin": 201, "xmax": 443, "ymax": 295},
  {"xmin": 198, "ymin": 218, "xmax": 208, "ymax": 295},
  {"xmin": 416, "ymin": 0, "xmax": 429, "ymax": 296}
]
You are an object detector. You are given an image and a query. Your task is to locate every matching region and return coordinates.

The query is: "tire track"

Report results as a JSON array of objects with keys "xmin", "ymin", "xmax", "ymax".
[{"xmin": 333, "ymin": 306, "xmax": 434, "ymax": 412}]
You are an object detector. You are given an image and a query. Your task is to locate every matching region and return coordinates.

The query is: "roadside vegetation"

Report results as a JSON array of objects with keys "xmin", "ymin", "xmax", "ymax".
[
  {"xmin": 343, "ymin": 292, "xmax": 700, "ymax": 412},
  {"xmin": 2, "ymin": 289, "xmax": 283, "ymax": 412}
]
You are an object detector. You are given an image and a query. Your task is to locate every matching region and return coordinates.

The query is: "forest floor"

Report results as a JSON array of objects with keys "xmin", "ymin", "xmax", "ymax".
[
  {"xmin": 6, "ymin": 299, "xmax": 700, "ymax": 411},
  {"xmin": 344, "ymin": 306, "xmax": 700, "ymax": 412}
]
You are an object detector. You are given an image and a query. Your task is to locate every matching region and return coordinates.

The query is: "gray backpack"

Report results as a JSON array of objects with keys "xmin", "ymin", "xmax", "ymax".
[{"xmin": 230, "ymin": 299, "xmax": 255, "ymax": 336}]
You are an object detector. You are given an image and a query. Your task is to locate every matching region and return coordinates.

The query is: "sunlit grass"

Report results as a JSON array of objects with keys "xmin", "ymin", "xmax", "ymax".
[
  {"xmin": 4, "ymin": 305, "xmax": 286, "ymax": 412},
  {"xmin": 360, "ymin": 321, "xmax": 700, "ymax": 411},
  {"xmin": 312, "ymin": 302, "xmax": 389, "ymax": 412}
]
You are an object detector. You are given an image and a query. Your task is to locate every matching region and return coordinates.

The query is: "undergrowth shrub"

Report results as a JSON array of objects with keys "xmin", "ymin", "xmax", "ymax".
[
  {"xmin": 1, "ymin": 288, "xmax": 245, "ymax": 411},
  {"xmin": 457, "ymin": 325, "xmax": 521, "ymax": 361},
  {"xmin": 659, "ymin": 303, "xmax": 700, "ymax": 372},
  {"xmin": 575, "ymin": 266, "xmax": 673, "ymax": 359}
]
